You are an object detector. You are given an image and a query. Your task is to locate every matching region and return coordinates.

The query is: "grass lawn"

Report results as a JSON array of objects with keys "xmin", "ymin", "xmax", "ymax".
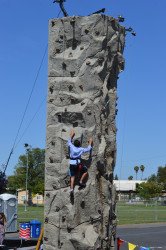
[
  {"xmin": 116, "ymin": 202, "xmax": 166, "ymax": 224},
  {"xmin": 17, "ymin": 203, "xmax": 166, "ymax": 229},
  {"xmin": 18, "ymin": 205, "xmax": 44, "ymax": 228}
]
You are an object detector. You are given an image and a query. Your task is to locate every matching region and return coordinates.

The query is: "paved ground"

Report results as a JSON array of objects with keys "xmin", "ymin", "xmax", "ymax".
[
  {"xmin": 4, "ymin": 232, "xmax": 38, "ymax": 249},
  {"xmin": 117, "ymin": 223, "xmax": 166, "ymax": 249},
  {"xmin": 3, "ymin": 223, "xmax": 166, "ymax": 249}
]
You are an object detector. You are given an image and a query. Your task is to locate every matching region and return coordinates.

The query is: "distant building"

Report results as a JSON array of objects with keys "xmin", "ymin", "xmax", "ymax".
[
  {"xmin": 17, "ymin": 190, "xmax": 44, "ymax": 205},
  {"xmin": 113, "ymin": 180, "xmax": 146, "ymax": 201}
]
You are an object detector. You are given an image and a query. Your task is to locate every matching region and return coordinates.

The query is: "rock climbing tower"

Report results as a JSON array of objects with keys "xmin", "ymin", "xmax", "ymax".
[{"xmin": 44, "ymin": 14, "xmax": 125, "ymax": 250}]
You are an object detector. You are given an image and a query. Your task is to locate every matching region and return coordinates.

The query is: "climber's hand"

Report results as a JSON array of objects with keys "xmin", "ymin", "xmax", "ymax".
[{"xmin": 70, "ymin": 129, "xmax": 75, "ymax": 139}]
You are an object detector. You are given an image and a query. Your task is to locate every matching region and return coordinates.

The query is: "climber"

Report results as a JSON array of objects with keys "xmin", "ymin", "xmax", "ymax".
[{"xmin": 67, "ymin": 129, "xmax": 93, "ymax": 195}]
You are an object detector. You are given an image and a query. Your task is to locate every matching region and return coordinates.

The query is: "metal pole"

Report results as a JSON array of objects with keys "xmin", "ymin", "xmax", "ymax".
[
  {"xmin": 25, "ymin": 149, "xmax": 28, "ymax": 212},
  {"xmin": 24, "ymin": 144, "xmax": 31, "ymax": 212}
]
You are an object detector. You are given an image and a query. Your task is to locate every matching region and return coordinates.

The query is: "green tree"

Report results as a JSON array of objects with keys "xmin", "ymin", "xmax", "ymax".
[
  {"xmin": 148, "ymin": 174, "xmax": 157, "ymax": 182},
  {"xmin": 134, "ymin": 166, "xmax": 139, "ymax": 180},
  {"xmin": 128, "ymin": 175, "xmax": 133, "ymax": 180},
  {"xmin": 157, "ymin": 166, "xmax": 166, "ymax": 190},
  {"xmin": 0, "ymin": 171, "xmax": 7, "ymax": 194},
  {"xmin": 140, "ymin": 165, "xmax": 145, "ymax": 180},
  {"xmin": 136, "ymin": 181, "xmax": 163, "ymax": 201},
  {"xmin": 7, "ymin": 148, "xmax": 45, "ymax": 201}
]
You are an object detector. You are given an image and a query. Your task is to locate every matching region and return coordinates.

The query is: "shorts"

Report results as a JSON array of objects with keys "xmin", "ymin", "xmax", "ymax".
[{"xmin": 69, "ymin": 164, "xmax": 88, "ymax": 177}]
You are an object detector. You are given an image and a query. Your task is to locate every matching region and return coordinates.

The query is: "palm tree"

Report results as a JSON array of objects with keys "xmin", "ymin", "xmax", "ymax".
[
  {"xmin": 140, "ymin": 165, "xmax": 145, "ymax": 180},
  {"xmin": 128, "ymin": 175, "xmax": 133, "ymax": 180},
  {"xmin": 134, "ymin": 166, "xmax": 139, "ymax": 180}
]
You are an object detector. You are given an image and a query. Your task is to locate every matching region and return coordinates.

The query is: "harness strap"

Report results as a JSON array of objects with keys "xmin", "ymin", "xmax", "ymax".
[{"xmin": 70, "ymin": 157, "xmax": 80, "ymax": 160}]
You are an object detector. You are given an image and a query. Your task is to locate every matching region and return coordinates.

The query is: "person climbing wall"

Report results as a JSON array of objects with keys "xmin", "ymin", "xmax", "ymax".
[{"xmin": 67, "ymin": 129, "xmax": 93, "ymax": 196}]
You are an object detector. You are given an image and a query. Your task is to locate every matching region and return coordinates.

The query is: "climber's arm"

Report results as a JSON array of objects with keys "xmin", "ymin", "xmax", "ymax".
[
  {"xmin": 67, "ymin": 129, "xmax": 75, "ymax": 147},
  {"xmin": 82, "ymin": 138, "xmax": 93, "ymax": 153}
]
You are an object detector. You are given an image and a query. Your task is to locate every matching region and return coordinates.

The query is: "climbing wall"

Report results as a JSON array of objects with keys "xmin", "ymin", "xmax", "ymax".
[{"xmin": 44, "ymin": 14, "xmax": 125, "ymax": 250}]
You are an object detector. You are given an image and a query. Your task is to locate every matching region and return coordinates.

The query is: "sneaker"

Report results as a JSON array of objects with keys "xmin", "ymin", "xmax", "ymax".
[
  {"xmin": 79, "ymin": 182, "xmax": 86, "ymax": 188},
  {"xmin": 70, "ymin": 189, "xmax": 74, "ymax": 195}
]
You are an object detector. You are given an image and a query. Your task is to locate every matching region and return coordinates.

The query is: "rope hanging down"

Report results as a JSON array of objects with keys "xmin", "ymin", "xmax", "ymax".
[
  {"xmin": 3, "ymin": 44, "xmax": 48, "ymax": 174},
  {"xmin": 53, "ymin": 0, "xmax": 68, "ymax": 17}
]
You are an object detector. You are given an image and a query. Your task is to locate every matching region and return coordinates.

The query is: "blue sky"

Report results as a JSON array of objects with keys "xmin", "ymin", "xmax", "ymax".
[{"xmin": 0, "ymin": 0, "xmax": 166, "ymax": 180}]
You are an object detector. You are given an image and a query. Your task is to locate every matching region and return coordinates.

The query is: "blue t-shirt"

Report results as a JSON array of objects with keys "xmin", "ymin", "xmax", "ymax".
[{"xmin": 67, "ymin": 139, "xmax": 92, "ymax": 165}]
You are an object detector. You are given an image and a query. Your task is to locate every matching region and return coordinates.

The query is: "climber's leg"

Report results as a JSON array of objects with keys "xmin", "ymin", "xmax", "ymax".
[
  {"xmin": 70, "ymin": 176, "xmax": 75, "ymax": 190},
  {"xmin": 79, "ymin": 166, "xmax": 88, "ymax": 187},
  {"xmin": 69, "ymin": 164, "xmax": 78, "ymax": 192}
]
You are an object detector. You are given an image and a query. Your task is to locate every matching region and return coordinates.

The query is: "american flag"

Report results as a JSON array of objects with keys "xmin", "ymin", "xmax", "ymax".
[{"xmin": 19, "ymin": 223, "xmax": 30, "ymax": 239}]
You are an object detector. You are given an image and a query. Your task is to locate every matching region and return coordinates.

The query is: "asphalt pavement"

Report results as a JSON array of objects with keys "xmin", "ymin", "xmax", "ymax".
[{"xmin": 117, "ymin": 223, "xmax": 166, "ymax": 249}]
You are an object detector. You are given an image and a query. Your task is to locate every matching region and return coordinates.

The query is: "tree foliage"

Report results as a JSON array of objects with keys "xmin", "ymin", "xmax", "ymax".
[
  {"xmin": 140, "ymin": 165, "xmax": 145, "ymax": 180},
  {"xmin": 136, "ymin": 181, "xmax": 163, "ymax": 200},
  {"xmin": 0, "ymin": 171, "xmax": 7, "ymax": 194},
  {"xmin": 148, "ymin": 166, "xmax": 166, "ymax": 190},
  {"xmin": 128, "ymin": 175, "xmax": 133, "ymax": 180},
  {"xmin": 7, "ymin": 148, "xmax": 45, "ymax": 196},
  {"xmin": 157, "ymin": 166, "xmax": 166, "ymax": 189},
  {"xmin": 134, "ymin": 166, "xmax": 139, "ymax": 180}
]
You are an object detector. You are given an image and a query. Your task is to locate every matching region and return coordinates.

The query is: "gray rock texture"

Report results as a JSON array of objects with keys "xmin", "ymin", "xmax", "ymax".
[{"xmin": 44, "ymin": 14, "xmax": 125, "ymax": 250}]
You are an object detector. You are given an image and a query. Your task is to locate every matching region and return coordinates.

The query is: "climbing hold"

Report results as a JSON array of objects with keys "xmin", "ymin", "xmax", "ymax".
[
  {"xmin": 46, "ymin": 193, "xmax": 50, "ymax": 198},
  {"xmin": 56, "ymin": 48, "xmax": 60, "ymax": 54},
  {"xmin": 90, "ymin": 216, "xmax": 93, "ymax": 224},
  {"xmin": 45, "ymin": 217, "xmax": 49, "ymax": 223},
  {"xmin": 44, "ymin": 237, "xmax": 48, "ymax": 242},
  {"xmin": 60, "ymin": 35, "xmax": 63, "ymax": 39},
  {"xmin": 64, "ymin": 108, "xmax": 67, "ymax": 112},
  {"xmin": 71, "ymin": 98, "xmax": 76, "ymax": 104},
  {"xmin": 68, "ymin": 85, "xmax": 73, "ymax": 91},
  {"xmin": 65, "ymin": 179, "xmax": 69, "ymax": 185},
  {"xmin": 87, "ymin": 110, "xmax": 92, "ymax": 115},
  {"xmin": 51, "ymin": 141, "xmax": 55, "ymax": 146},
  {"xmin": 70, "ymin": 16, "xmax": 76, "ymax": 25},
  {"xmin": 85, "ymin": 29, "xmax": 89, "ymax": 34},
  {"xmin": 62, "ymin": 62, "xmax": 67, "ymax": 70},
  {"xmin": 68, "ymin": 52, "xmax": 73, "ymax": 57},
  {"xmin": 49, "ymin": 86, "xmax": 54, "ymax": 94},
  {"xmin": 70, "ymin": 19, "xmax": 76, "ymax": 25},
  {"xmin": 49, "ymin": 99, "xmax": 54, "ymax": 103},
  {"xmin": 81, "ymin": 101, "xmax": 85, "ymax": 106},
  {"xmin": 49, "ymin": 157, "xmax": 54, "ymax": 163},
  {"xmin": 51, "ymin": 21, "xmax": 55, "ymax": 27},
  {"xmin": 80, "ymin": 46, "xmax": 84, "ymax": 50},
  {"xmin": 98, "ymin": 209, "xmax": 102, "ymax": 215},
  {"xmin": 79, "ymin": 85, "xmax": 83, "ymax": 91},
  {"xmin": 95, "ymin": 30, "xmax": 100, "ymax": 36},
  {"xmin": 98, "ymin": 58, "xmax": 104, "ymax": 66},
  {"xmin": 80, "ymin": 199, "xmax": 85, "ymax": 209},
  {"xmin": 70, "ymin": 71, "xmax": 75, "ymax": 77},
  {"xmin": 67, "ymin": 227, "xmax": 72, "ymax": 233},
  {"xmin": 86, "ymin": 61, "xmax": 91, "ymax": 65},
  {"xmin": 58, "ymin": 114, "xmax": 62, "ymax": 122},
  {"xmin": 62, "ymin": 216, "xmax": 66, "ymax": 222},
  {"xmin": 55, "ymin": 206, "xmax": 60, "ymax": 212},
  {"xmin": 73, "ymin": 122, "xmax": 78, "ymax": 127}
]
